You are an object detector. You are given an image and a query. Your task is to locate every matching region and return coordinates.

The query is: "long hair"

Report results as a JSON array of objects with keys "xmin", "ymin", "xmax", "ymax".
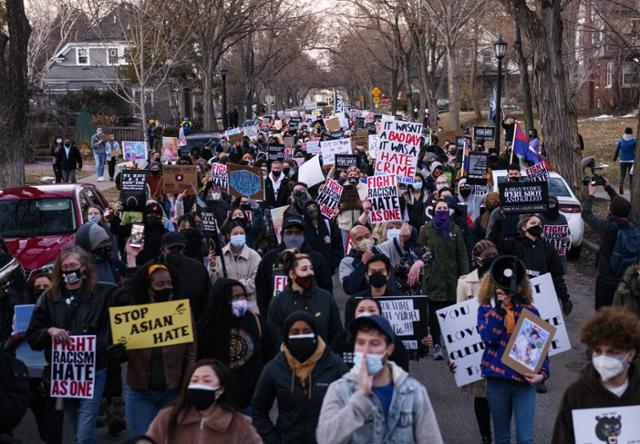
[
  {"xmin": 477, "ymin": 272, "xmax": 532, "ymax": 306},
  {"xmin": 166, "ymin": 359, "xmax": 235, "ymax": 443},
  {"xmin": 127, "ymin": 261, "xmax": 181, "ymax": 305},
  {"xmin": 48, "ymin": 246, "xmax": 97, "ymax": 300}
]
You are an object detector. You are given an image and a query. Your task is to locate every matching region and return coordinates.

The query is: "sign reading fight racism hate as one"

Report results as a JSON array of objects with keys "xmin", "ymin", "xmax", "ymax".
[
  {"xmin": 367, "ymin": 174, "xmax": 401, "ymax": 223},
  {"xmin": 50, "ymin": 335, "xmax": 96, "ymax": 399},
  {"xmin": 210, "ymin": 163, "xmax": 229, "ymax": 194},
  {"xmin": 316, "ymin": 178, "xmax": 344, "ymax": 219},
  {"xmin": 374, "ymin": 120, "xmax": 423, "ymax": 184}
]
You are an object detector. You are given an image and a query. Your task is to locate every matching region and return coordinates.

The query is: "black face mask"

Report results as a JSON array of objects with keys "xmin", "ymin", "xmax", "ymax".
[
  {"xmin": 150, "ymin": 170, "xmax": 161, "ymax": 176},
  {"xmin": 486, "ymin": 204, "xmax": 498, "ymax": 213},
  {"xmin": 368, "ymin": 271, "xmax": 387, "ymax": 288},
  {"xmin": 93, "ymin": 245, "xmax": 112, "ymax": 261},
  {"xmin": 271, "ymin": 170, "xmax": 281, "ymax": 178},
  {"xmin": 509, "ymin": 176, "xmax": 520, "ymax": 182},
  {"xmin": 460, "ymin": 187, "xmax": 471, "ymax": 198},
  {"xmin": 165, "ymin": 251, "xmax": 182, "ymax": 268},
  {"xmin": 187, "ymin": 386, "xmax": 217, "ymax": 411},
  {"xmin": 283, "ymin": 168, "xmax": 291, "ymax": 176},
  {"xmin": 153, "ymin": 288, "xmax": 173, "ymax": 302},
  {"xmin": 287, "ymin": 335, "xmax": 317, "ymax": 362},
  {"xmin": 348, "ymin": 177, "xmax": 358, "ymax": 184},
  {"xmin": 306, "ymin": 207, "xmax": 320, "ymax": 219},
  {"xmin": 62, "ymin": 269, "xmax": 82, "ymax": 285},
  {"xmin": 145, "ymin": 215, "xmax": 162, "ymax": 226},
  {"xmin": 527, "ymin": 225, "xmax": 543, "ymax": 238},
  {"xmin": 545, "ymin": 206, "xmax": 559, "ymax": 219},
  {"xmin": 181, "ymin": 228, "xmax": 196, "ymax": 239},
  {"xmin": 295, "ymin": 192, "xmax": 308, "ymax": 208}
]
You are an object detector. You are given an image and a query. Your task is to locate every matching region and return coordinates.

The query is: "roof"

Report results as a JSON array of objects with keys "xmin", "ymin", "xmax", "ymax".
[
  {"xmin": 0, "ymin": 184, "xmax": 90, "ymax": 200},
  {"xmin": 44, "ymin": 64, "xmax": 120, "ymax": 82},
  {"xmin": 79, "ymin": 6, "xmax": 133, "ymax": 41}
]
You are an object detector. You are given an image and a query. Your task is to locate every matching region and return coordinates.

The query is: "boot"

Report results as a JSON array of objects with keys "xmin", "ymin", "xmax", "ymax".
[
  {"xmin": 107, "ymin": 397, "xmax": 126, "ymax": 436},
  {"xmin": 620, "ymin": 184, "xmax": 624, "ymax": 195},
  {"xmin": 96, "ymin": 398, "xmax": 108, "ymax": 428}
]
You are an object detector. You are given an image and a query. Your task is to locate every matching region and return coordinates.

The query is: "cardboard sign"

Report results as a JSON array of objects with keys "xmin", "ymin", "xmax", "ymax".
[
  {"xmin": 270, "ymin": 205, "xmax": 288, "ymax": 243},
  {"xmin": 210, "ymin": 163, "xmax": 228, "ymax": 194},
  {"xmin": 335, "ymin": 154, "xmax": 359, "ymax": 170},
  {"xmin": 120, "ymin": 170, "xmax": 148, "ymax": 212},
  {"xmin": 377, "ymin": 295, "xmax": 429, "ymax": 350},
  {"xmin": 50, "ymin": 335, "xmax": 96, "ymax": 399},
  {"xmin": 321, "ymin": 138, "xmax": 351, "ymax": 165},
  {"xmin": 501, "ymin": 309, "xmax": 556, "ymax": 375},
  {"xmin": 324, "ymin": 116, "xmax": 341, "ymax": 133},
  {"xmin": 572, "ymin": 405, "xmax": 640, "ymax": 443},
  {"xmin": 543, "ymin": 224, "xmax": 570, "ymax": 256},
  {"xmin": 367, "ymin": 174, "xmax": 401, "ymax": 223},
  {"xmin": 163, "ymin": 164, "xmax": 199, "ymax": 195},
  {"xmin": 317, "ymin": 178, "xmax": 344, "ymax": 218},
  {"xmin": 473, "ymin": 126, "xmax": 495, "ymax": 142},
  {"xmin": 351, "ymin": 128, "xmax": 369, "ymax": 150},
  {"xmin": 109, "ymin": 299, "xmax": 194, "ymax": 350},
  {"xmin": 161, "ymin": 137, "xmax": 178, "ymax": 161},
  {"xmin": 225, "ymin": 128, "xmax": 243, "ymax": 144},
  {"xmin": 306, "ymin": 137, "xmax": 321, "ymax": 154},
  {"xmin": 498, "ymin": 181, "xmax": 549, "ymax": 214},
  {"xmin": 122, "ymin": 141, "xmax": 148, "ymax": 161},
  {"xmin": 525, "ymin": 162, "xmax": 549, "ymax": 182},
  {"xmin": 268, "ymin": 144, "xmax": 285, "ymax": 161},
  {"xmin": 467, "ymin": 152, "xmax": 489, "ymax": 185},
  {"xmin": 227, "ymin": 164, "xmax": 264, "ymax": 200},
  {"xmin": 273, "ymin": 275, "xmax": 288, "ymax": 299},
  {"xmin": 375, "ymin": 120, "xmax": 422, "ymax": 184}
]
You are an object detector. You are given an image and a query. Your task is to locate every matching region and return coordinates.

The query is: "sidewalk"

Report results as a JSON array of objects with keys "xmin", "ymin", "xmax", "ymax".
[
  {"xmin": 25, "ymin": 161, "xmax": 116, "ymax": 193},
  {"xmin": 594, "ymin": 185, "xmax": 630, "ymax": 200}
]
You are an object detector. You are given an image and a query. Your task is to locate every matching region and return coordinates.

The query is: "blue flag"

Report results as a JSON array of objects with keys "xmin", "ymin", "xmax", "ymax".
[{"xmin": 488, "ymin": 84, "xmax": 497, "ymax": 125}]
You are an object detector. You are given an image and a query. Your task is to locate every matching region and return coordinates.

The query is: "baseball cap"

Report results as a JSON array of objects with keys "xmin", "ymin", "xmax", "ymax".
[
  {"xmin": 349, "ymin": 314, "xmax": 396, "ymax": 344},
  {"xmin": 282, "ymin": 215, "xmax": 305, "ymax": 230},
  {"xmin": 161, "ymin": 232, "xmax": 186, "ymax": 249}
]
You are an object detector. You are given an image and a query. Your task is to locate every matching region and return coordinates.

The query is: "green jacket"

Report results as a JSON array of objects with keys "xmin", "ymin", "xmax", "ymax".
[{"xmin": 419, "ymin": 221, "xmax": 469, "ymax": 302}]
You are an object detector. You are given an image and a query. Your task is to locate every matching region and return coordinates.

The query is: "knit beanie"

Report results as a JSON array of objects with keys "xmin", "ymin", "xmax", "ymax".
[
  {"xmin": 75, "ymin": 223, "xmax": 110, "ymax": 253},
  {"xmin": 610, "ymin": 196, "xmax": 631, "ymax": 218}
]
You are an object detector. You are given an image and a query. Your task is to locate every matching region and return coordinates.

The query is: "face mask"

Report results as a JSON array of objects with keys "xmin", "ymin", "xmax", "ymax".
[
  {"xmin": 546, "ymin": 206, "xmax": 559, "ymax": 219},
  {"xmin": 283, "ymin": 168, "xmax": 291, "ymax": 176},
  {"xmin": 150, "ymin": 170, "xmax": 161, "ymax": 176},
  {"xmin": 231, "ymin": 299, "xmax": 248, "ymax": 318},
  {"xmin": 181, "ymin": 228, "xmax": 196, "ymax": 239},
  {"xmin": 64, "ymin": 144, "xmax": 71, "ymax": 149},
  {"xmin": 271, "ymin": 170, "xmax": 281, "ymax": 177},
  {"xmin": 527, "ymin": 225, "xmax": 543, "ymax": 238},
  {"xmin": 153, "ymin": 288, "xmax": 173, "ymax": 302},
  {"xmin": 56, "ymin": 138, "xmax": 62, "ymax": 144},
  {"xmin": 353, "ymin": 352, "xmax": 385, "ymax": 376},
  {"xmin": 592, "ymin": 353, "xmax": 630, "ymax": 382},
  {"xmin": 88, "ymin": 214, "xmax": 101, "ymax": 224},
  {"xmin": 486, "ymin": 204, "xmax": 498, "ymax": 213},
  {"xmin": 93, "ymin": 245, "xmax": 112, "ymax": 261},
  {"xmin": 355, "ymin": 238, "xmax": 374, "ymax": 253},
  {"xmin": 295, "ymin": 275, "xmax": 314, "ymax": 289},
  {"xmin": 283, "ymin": 234, "xmax": 305, "ymax": 249},
  {"xmin": 368, "ymin": 271, "xmax": 387, "ymax": 288},
  {"xmin": 230, "ymin": 234, "xmax": 246, "ymax": 248},
  {"xmin": 306, "ymin": 207, "xmax": 320, "ymax": 219},
  {"xmin": 187, "ymin": 384, "xmax": 218, "ymax": 411},
  {"xmin": 62, "ymin": 269, "xmax": 82, "ymax": 285},
  {"xmin": 509, "ymin": 176, "xmax": 520, "ymax": 182},
  {"xmin": 146, "ymin": 214, "xmax": 162, "ymax": 226},
  {"xmin": 356, "ymin": 311, "xmax": 373, "ymax": 318},
  {"xmin": 460, "ymin": 187, "xmax": 471, "ymax": 198},
  {"xmin": 34, "ymin": 287, "xmax": 48, "ymax": 294},
  {"xmin": 295, "ymin": 192, "xmax": 308, "ymax": 208},
  {"xmin": 287, "ymin": 333, "xmax": 317, "ymax": 362},
  {"xmin": 433, "ymin": 210, "xmax": 449, "ymax": 225},
  {"xmin": 412, "ymin": 182, "xmax": 423, "ymax": 191},
  {"xmin": 386, "ymin": 228, "xmax": 400, "ymax": 241},
  {"xmin": 348, "ymin": 177, "xmax": 358, "ymax": 184}
]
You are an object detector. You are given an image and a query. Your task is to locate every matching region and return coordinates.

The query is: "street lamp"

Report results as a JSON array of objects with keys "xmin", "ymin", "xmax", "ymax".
[
  {"xmin": 219, "ymin": 67, "xmax": 229, "ymax": 130},
  {"xmin": 494, "ymin": 36, "xmax": 507, "ymax": 152}
]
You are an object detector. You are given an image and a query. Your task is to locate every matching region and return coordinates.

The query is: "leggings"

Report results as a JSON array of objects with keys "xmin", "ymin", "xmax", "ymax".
[
  {"xmin": 475, "ymin": 396, "xmax": 492, "ymax": 440},
  {"xmin": 620, "ymin": 162, "xmax": 633, "ymax": 186}
]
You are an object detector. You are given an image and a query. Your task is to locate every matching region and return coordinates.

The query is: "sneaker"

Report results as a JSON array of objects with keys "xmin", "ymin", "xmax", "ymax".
[
  {"xmin": 534, "ymin": 382, "xmax": 547, "ymax": 394},
  {"xmin": 97, "ymin": 176, "xmax": 104, "ymax": 182},
  {"xmin": 432, "ymin": 344, "xmax": 445, "ymax": 360}
]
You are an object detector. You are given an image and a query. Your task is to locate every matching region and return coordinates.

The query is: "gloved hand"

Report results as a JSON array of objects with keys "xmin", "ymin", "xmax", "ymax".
[
  {"xmin": 3, "ymin": 332, "xmax": 26, "ymax": 351},
  {"xmin": 106, "ymin": 343, "xmax": 127, "ymax": 363}
]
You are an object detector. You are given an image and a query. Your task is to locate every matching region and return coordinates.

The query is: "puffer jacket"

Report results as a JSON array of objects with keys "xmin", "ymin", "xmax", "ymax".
[
  {"xmin": 613, "ymin": 264, "xmax": 640, "ymax": 316},
  {"xmin": 316, "ymin": 362, "xmax": 443, "ymax": 444},
  {"xmin": 614, "ymin": 134, "xmax": 636, "ymax": 162},
  {"xmin": 419, "ymin": 221, "xmax": 469, "ymax": 302}
]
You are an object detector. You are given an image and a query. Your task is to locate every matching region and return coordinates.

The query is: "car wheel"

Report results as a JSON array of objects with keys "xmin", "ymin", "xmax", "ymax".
[{"xmin": 568, "ymin": 244, "xmax": 582, "ymax": 260}]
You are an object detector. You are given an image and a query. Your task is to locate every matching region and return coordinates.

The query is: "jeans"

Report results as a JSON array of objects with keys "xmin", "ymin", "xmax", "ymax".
[
  {"xmin": 61, "ymin": 169, "xmax": 76, "ymax": 183},
  {"xmin": 64, "ymin": 368, "xmax": 107, "ymax": 444},
  {"xmin": 94, "ymin": 152, "xmax": 106, "ymax": 178},
  {"xmin": 125, "ymin": 386, "xmax": 180, "ymax": 436},
  {"xmin": 486, "ymin": 378, "xmax": 536, "ymax": 444}
]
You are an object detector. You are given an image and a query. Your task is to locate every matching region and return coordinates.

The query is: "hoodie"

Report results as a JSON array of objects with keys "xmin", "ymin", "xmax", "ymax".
[{"xmin": 614, "ymin": 133, "xmax": 636, "ymax": 162}]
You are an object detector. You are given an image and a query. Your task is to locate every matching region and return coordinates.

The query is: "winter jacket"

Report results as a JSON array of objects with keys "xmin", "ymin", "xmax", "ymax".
[
  {"xmin": 104, "ymin": 140, "xmax": 120, "ymax": 158},
  {"xmin": 126, "ymin": 338, "xmax": 196, "ymax": 391},
  {"xmin": 316, "ymin": 362, "xmax": 443, "ymax": 444},
  {"xmin": 26, "ymin": 283, "xmax": 118, "ymax": 369},
  {"xmin": 486, "ymin": 208, "xmax": 519, "ymax": 253},
  {"xmin": 210, "ymin": 243, "xmax": 262, "ymax": 313},
  {"xmin": 552, "ymin": 363, "xmax": 640, "ymax": 444},
  {"xmin": 148, "ymin": 404, "xmax": 262, "ymax": 444},
  {"xmin": 0, "ymin": 347, "xmax": 29, "ymax": 436},
  {"xmin": 405, "ymin": 190, "xmax": 429, "ymax": 229},
  {"xmin": 267, "ymin": 285, "xmax": 343, "ymax": 347},
  {"xmin": 252, "ymin": 348, "xmax": 348, "ymax": 444},
  {"xmin": 456, "ymin": 269, "xmax": 482, "ymax": 303},
  {"xmin": 265, "ymin": 174, "xmax": 290, "ymax": 209},
  {"xmin": 339, "ymin": 250, "xmax": 368, "ymax": 296},
  {"xmin": 614, "ymin": 134, "xmax": 636, "ymax": 162},
  {"xmin": 304, "ymin": 218, "xmax": 344, "ymax": 274},
  {"xmin": 612, "ymin": 264, "xmax": 640, "ymax": 317},
  {"xmin": 477, "ymin": 302, "xmax": 549, "ymax": 383},
  {"xmin": 419, "ymin": 221, "xmax": 469, "ymax": 302},
  {"xmin": 90, "ymin": 133, "xmax": 105, "ymax": 154},
  {"xmin": 54, "ymin": 144, "xmax": 83, "ymax": 171}
]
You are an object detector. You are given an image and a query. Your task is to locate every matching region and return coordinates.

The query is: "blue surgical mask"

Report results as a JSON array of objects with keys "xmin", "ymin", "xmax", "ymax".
[
  {"xmin": 412, "ymin": 182, "xmax": 423, "ymax": 191},
  {"xmin": 231, "ymin": 299, "xmax": 248, "ymax": 318},
  {"xmin": 230, "ymin": 234, "xmax": 246, "ymax": 248},
  {"xmin": 353, "ymin": 352, "xmax": 384, "ymax": 376},
  {"xmin": 88, "ymin": 214, "xmax": 101, "ymax": 224},
  {"xmin": 386, "ymin": 228, "xmax": 400, "ymax": 241},
  {"xmin": 283, "ymin": 234, "xmax": 304, "ymax": 249}
]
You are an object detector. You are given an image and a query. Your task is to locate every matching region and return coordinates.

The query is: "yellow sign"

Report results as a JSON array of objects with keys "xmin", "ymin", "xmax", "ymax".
[
  {"xmin": 373, "ymin": 96, "xmax": 380, "ymax": 105},
  {"xmin": 109, "ymin": 299, "xmax": 194, "ymax": 350},
  {"xmin": 371, "ymin": 87, "xmax": 381, "ymax": 97}
]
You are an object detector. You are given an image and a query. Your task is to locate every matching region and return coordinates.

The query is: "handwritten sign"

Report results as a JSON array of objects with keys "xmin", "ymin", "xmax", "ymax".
[
  {"xmin": 499, "ymin": 181, "xmax": 549, "ymax": 214},
  {"xmin": 324, "ymin": 116, "xmax": 341, "ymax": 133},
  {"xmin": 210, "ymin": 163, "xmax": 228, "ymax": 194},
  {"xmin": 525, "ymin": 162, "xmax": 549, "ymax": 182},
  {"xmin": 50, "ymin": 335, "xmax": 96, "ymax": 399},
  {"xmin": 467, "ymin": 152, "xmax": 488, "ymax": 185},
  {"xmin": 367, "ymin": 174, "xmax": 401, "ymax": 223},
  {"xmin": 120, "ymin": 170, "xmax": 148, "ymax": 212},
  {"xmin": 368, "ymin": 135, "xmax": 380, "ymax": 159},
  {"xmin": 163, "ymin": 164, "xmax": 199, "ymax": 195},
  {"xmin": 227, "ymin": 164, "xmax": 264, "ymax": 200},
  {"xmin": 109, "ymin": 299, "xmax": 194, "ymax": 350},
  {"xmin": 317, "ymin": 178, "xmax": 344, "ymax": 218},
  {"xmin": 270, "ymin": 206, "xmax": 288, "ymax": 243},
  {"xmin": 321, "ymin": 138, "xmax": 351, "ymax": 165},
  {"xmin": 377, "ymin": 296, "xmax": 428, "ymax": 350},
  {"xmin": 122, "ymin": 141, "xmax": 148, "ymax": 161},
  {"xmin": 543, "ymin": 224, "xmax": 570, "ymax": 256},
  {"xmin": 374, "ymin": 120, "xmax": 422, "ymax": 184},
  {"xmin": 351, "ymin": 128, "xmax": 369, "ymax": 150},
  {"xmin": 306, "ymin": 137, "xmax": 321, "ymax": 154}
]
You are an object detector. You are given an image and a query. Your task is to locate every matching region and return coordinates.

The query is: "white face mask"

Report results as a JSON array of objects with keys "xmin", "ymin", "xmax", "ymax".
[
  {"xmin": 386, "ymin": 228, "xmax": 401, "ymax": 241},
  {"xmin": 592, "ymin": 353, "xmax": 630, "ymax": 382}
]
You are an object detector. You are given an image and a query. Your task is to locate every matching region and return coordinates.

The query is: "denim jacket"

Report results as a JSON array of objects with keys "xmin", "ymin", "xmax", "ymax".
[{"xmin": 316, "ymin": 362, "xmax": 443, "ymax": 444}]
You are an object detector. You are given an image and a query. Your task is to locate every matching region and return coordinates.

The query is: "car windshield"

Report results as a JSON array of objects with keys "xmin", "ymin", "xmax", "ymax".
[
  {"xmin": 0, "ymin": 198, "xmax": 76, "ymax": 237},
  {"xmin": 496, "ymin": 176, "xmax": 572, "ymax": 197}
]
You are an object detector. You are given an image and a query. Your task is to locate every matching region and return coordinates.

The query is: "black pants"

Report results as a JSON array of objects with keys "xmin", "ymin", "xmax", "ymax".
[
  {"xmin": 595, "ymin": 275, "xmax": 619, "ymax": 310},
  {"xmin": 28, "ymin": 378, "xmax": 64, "ymax": 444},
  {"xmin": 620, "ymin": 162, "xmax": 633, "ymax": 187},
  {"xmin": 108, "ymin": 156, "xmax": 117, "ymax": 180},
  {"xmin": 53, "ymin": 164, "xmax": 62, "ymax": 184},
  {"xmin": 474, "ymin": 396, "xmax": 492, "ymax": 440},
  {"xmin": 428, "ymin": 300, "xmax": 453, "ymax": 345}
]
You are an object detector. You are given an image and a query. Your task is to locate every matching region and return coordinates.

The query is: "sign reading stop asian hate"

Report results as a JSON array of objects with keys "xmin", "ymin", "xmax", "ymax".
[
  {"xmin": 50, "ymin": 335, "xmax": 96, "ymax": 399},
  {"xmin": 367, "ymin": 174, "xmax": 401, "ymax": 223},
  {"xmin": 374, "ymin": 120, "xmax": 423, "ymax": 184}
]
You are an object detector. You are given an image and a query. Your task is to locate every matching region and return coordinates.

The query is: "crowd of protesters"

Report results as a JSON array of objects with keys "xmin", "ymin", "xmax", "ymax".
[{"xmin": 1, "ymin": 111, "xmax": 638, "ymax": 444}]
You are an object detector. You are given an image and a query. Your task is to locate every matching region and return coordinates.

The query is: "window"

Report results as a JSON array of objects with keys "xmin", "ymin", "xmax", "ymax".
[
  {"xmin": 107, "ymin": 48, "xmax": 119, "ymax": 65},
  {"xmin": 0, "ymin": 198, "xmax": 76, "ymax": 237},
  {"xmin": 123, "ymin": 48, "xmax": 132, "ymax": 64},
  {"xmin": 622, "ymin": 64, "xmax": 636, "ymax": 88},
  {"xmin": 605, "ymin": 62, "xmax": 613, "ymax": 88},
  {"xmin": 76, "ymin": 48, "xmax": 89, "ymax": 65}
]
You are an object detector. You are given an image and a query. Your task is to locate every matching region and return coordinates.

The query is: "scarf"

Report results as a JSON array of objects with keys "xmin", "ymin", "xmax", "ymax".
[
  {"xmin": 503, "ymin": 302, "xmax": 516, "ymax": 335},
  {"xmin": 281, "ymin": 337, "xmax": 326, "ymax": 399},
  {"xmin": 432, "ymin": 210, "xmax": 451, "ymax": 239}
]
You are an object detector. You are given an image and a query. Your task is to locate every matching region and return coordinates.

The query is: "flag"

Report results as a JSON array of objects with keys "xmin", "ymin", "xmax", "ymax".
[
  {"xmin": 488, "ymin": 84, "xmax": 497, "ymax": 125},
  {"xmin": 335, "ymin": 93, "xmax": 347, "ymax": 115},
  {"xmin": 512, "ymin": 122, "xmax": 529, "ymax": 159}
]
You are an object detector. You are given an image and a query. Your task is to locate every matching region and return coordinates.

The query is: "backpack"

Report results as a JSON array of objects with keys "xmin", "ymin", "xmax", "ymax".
[{"xmin": 610, "ymin": 222, "xmax": 640, "ymax": 274}]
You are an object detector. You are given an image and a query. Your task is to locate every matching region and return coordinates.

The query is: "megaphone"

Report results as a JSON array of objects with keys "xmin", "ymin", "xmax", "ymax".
[{"xmin": 489, "ymin": 255, "xmax": 526, "ymax": 295}]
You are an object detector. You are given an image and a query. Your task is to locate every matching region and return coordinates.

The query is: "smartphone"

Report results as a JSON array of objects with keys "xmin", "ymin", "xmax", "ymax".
[{"xmin": 130, "ymin": 224, "xmax": 145, "ymax": 248}]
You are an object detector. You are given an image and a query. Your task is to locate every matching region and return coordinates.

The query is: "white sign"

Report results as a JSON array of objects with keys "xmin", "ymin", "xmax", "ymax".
[
  {"xmin": 317, "ymin": 178, "xmax": 344, "ymax": 219},
  {"xmin": 374, "ymin": 120, "xmax": 422, "ymax": 184},
  {"xmin": 320, "ymin": 138, "xmax": 351, "ymax": 165},
  {"xmin": 530, "ymin": 273, "xmax": 572, "ymax": 356},
  {"xmin": 368, "ymin": 135, "xmax": 380, "ymax": 159},
  {"xmin": 298, "ymin": 154, "xmax": 325, "ymax": 187},
  {"xmin": 306, "ymin": 137, "xmax": 321, "ymax": 154},
  {"xmin": 572, "ymin": 405, "xmax": 640, "ymax": 444},
  {"xmin": 51, "ymin": 335, "xmax": 96, "ymax": 399}
]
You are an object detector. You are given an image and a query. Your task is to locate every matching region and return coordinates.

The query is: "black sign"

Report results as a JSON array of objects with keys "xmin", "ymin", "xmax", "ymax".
[
  {"xmin": 366, "ymin": 122, "xmax": 376, "ymax": 134},
  {"xmin": 355, "ymin": 117, "xmax": 365, "ymax": 128},
  {"xmin": 120, "ymin": 170, "xmax": 148, "ymax": 212},
  {"xmin": 473, "ymin": 126, "xmax": 495, "ymax": 142},
  {"xmin": 374, "ymin": 295, "xmax": 429, "ymax": 351},
  {"xmin": 467, "ymin": 152, "xmax": 488, "ymax": 185},
  {"xmin": 267, "ymin": 144, "xmax": 285, "ymax": 161},
  {"xmin": 456, "ymin": 136, "xmax": 471, "ymax": 151},
  {"xmin": 498, "ymin": 181, "xmax": 549, "ymax": 214},
  {"xmin": 200, "ymin": 211, "xmax": 218, "ymax": 234},
  {"xmin": 335, "ymin": 154, "xmax": 359, "ymax": 170}
]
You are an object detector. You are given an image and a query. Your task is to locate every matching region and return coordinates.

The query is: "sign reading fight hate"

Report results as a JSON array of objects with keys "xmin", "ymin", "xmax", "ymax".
[
  {"xmin": 367, "ymin": 174, "xmax": 401, "ymax": 223},
  {"xmin": 375, "ymin": 120, "xmax": 423, "ymax": 184},
  {"xmin": 317, "ymin": 178, "xmax": 344, "ymax": 218},
  {"xmin": 109, "ymin": 299, "xmax": 194, "ymax": 350},
  {"xmin": 50, "ymin": 335, "xmax": 96, "ymax": 399}
]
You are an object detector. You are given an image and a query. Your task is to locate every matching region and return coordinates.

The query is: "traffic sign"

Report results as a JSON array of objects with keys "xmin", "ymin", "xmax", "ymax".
[
  {"xmin": 373, "ymin": 96, "xmax": 380, "ymax": 105},
  {"xmin": 371, "ymin": 87, "xmax": 381, "ymax": 97}
]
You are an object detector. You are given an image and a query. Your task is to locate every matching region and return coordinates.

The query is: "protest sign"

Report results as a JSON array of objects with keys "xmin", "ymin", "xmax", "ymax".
[
  {"xmin": 161, "ymin": 137, "xmax": 178, "ymax": 161},
  {"xmin": 306, "ymin": 137, "xmax": 321, "ymax": 154},
  {"xmin": 367, "ymin": 174, "xmax": 401, "ymax": 223},
  {"xmin": 274, "ymin": 120, "xmax": 283, "ymax": 130},
  {"xmin": 335, "ymin": 154, "xmax": 359, "ymax": 170},
  {"xmin": 293, "ymin": 157, "xmax": 305, "ymax": 167},
  {"xmin": 273, "ymin": 275, "xmax": 288, "ymax": 299},
  {"xmin": 200, "ymin": 211, "xmax": 218, "ymax": 235},
  {"xmin": 244, "ymin": 125, "xmax": 259, "ymax": 139},
  {"xmin": 572, "ymin": 405, "xmax": 640, "ymax": 443},
  {"xmin": 210, "ymin": 163, "xmax": 228, "ymax": 194},
  {"xmin": 120, "ymin": 169, "xmax": 148, "ymax": 212},
  {"xmin": 336, "ymin": 112, "xmax": 349, "ymax": 129},
  {"xmin": 473, "ymin": 126, "xmax": 495, "ymax": 142},
  {"xmin": 368, "ymin": 135, "xmax": 380, "ymax": 159},
  {"xmin": 530, "ymin": 273, "xmax": 572, "ymax": 356},
  {"xmin": 163, "ymin": 164, "xmax": 199, "ymax": 195},
  {"xmin": 177, "ymin": 127, "xmax": 187, "ymax": 147},
  {"xmin": 525, "ymin": 162, "xmax": 549, "ymax": 182},
  {"xmin": 227, "ymin": 164, "xmax": 264, "ymax": 200},
  {"xmin": 501, "ymin": 309, "xmax": 556, "ymax": 376},
  {"xmin": 317, "ymin": 178, "xmax": 344, "ymax": 218},
  {"xmin": 225, "ymin": 128, "xmax": 243, "ymax": 144},
  {"xmin": 374, "ymin": 120, "xmax": 423, "ymax": 184},
  {"xmin": 50, "ymin": 335, "xmax": 96, "ymax": 399},
  {"xmin": 543, "ymin": 224, "xmax": 571, "ymax": 256},
  {"xmin": 13, "ymin": 305, "xmax": 46, "ymax": 377},
  {"xmin": 122, "ymin": 141, "xmax": 148, "ymax": 161},
  {"xmin": 467, "ymin": 152, "xmax": 489, "ymax": 185},
  {"xmin": 377, "ymin": 295, "xmax": 429, "ymax": 350},
  {"xmin": 298, "ymin": 154, "xmax": 325, "ymax": 187},
  {"xmin": 498, "ymin": 181, "xmax": 549, "ymax": 214},
  {"xmin": 321, "ymin": 138, "xmax": 351, "ymax": 165},
  {"xmin": 456, "ymin": 136, "xmax": 467, "ymax": 151},
  {"xmin": 284, "ymin": 136, "xmax": 295, "ymax": 148},
  {"xmin": 340, "ymin": 184, "xmax": 362, "ymax": 210},
  {"xmin": 268, "ymin": 144, "xmax": 285, "ymax": 161},
  {"xmin": 270, "ymin": 205, "xmax": 288, "ymax": 243},
  {"xmin": 324, "ymin": 116, "xmax": 341, "ymax": 132},
  {"xmin": 284, "ymin": 148, "xmax": 294, "ymax": 160},
  {"xmin": 351, "ymin": 128, "xmax": 369, "ymax": 150},
  {"xmin": 109, "ymin": 299, "xmax": 194, "ymax": 350}
]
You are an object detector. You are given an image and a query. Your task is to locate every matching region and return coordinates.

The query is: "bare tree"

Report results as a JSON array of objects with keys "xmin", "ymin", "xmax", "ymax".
[{"xmin": 514, "ymin": 20, "xmax": 534, "ymax": 132}]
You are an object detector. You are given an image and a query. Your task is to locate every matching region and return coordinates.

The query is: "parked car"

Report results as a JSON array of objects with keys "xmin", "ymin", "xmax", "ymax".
[
  {"xmin": 491, "ymin": 170, "xmax": 584, "ymax": 258},
  {"xmin": 179, "ymin": 132, "xmax": 222, "ymax": 157},
  {"xmin": 0, "ymin": 184, "xmax": 109, "ymax": 278}
]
